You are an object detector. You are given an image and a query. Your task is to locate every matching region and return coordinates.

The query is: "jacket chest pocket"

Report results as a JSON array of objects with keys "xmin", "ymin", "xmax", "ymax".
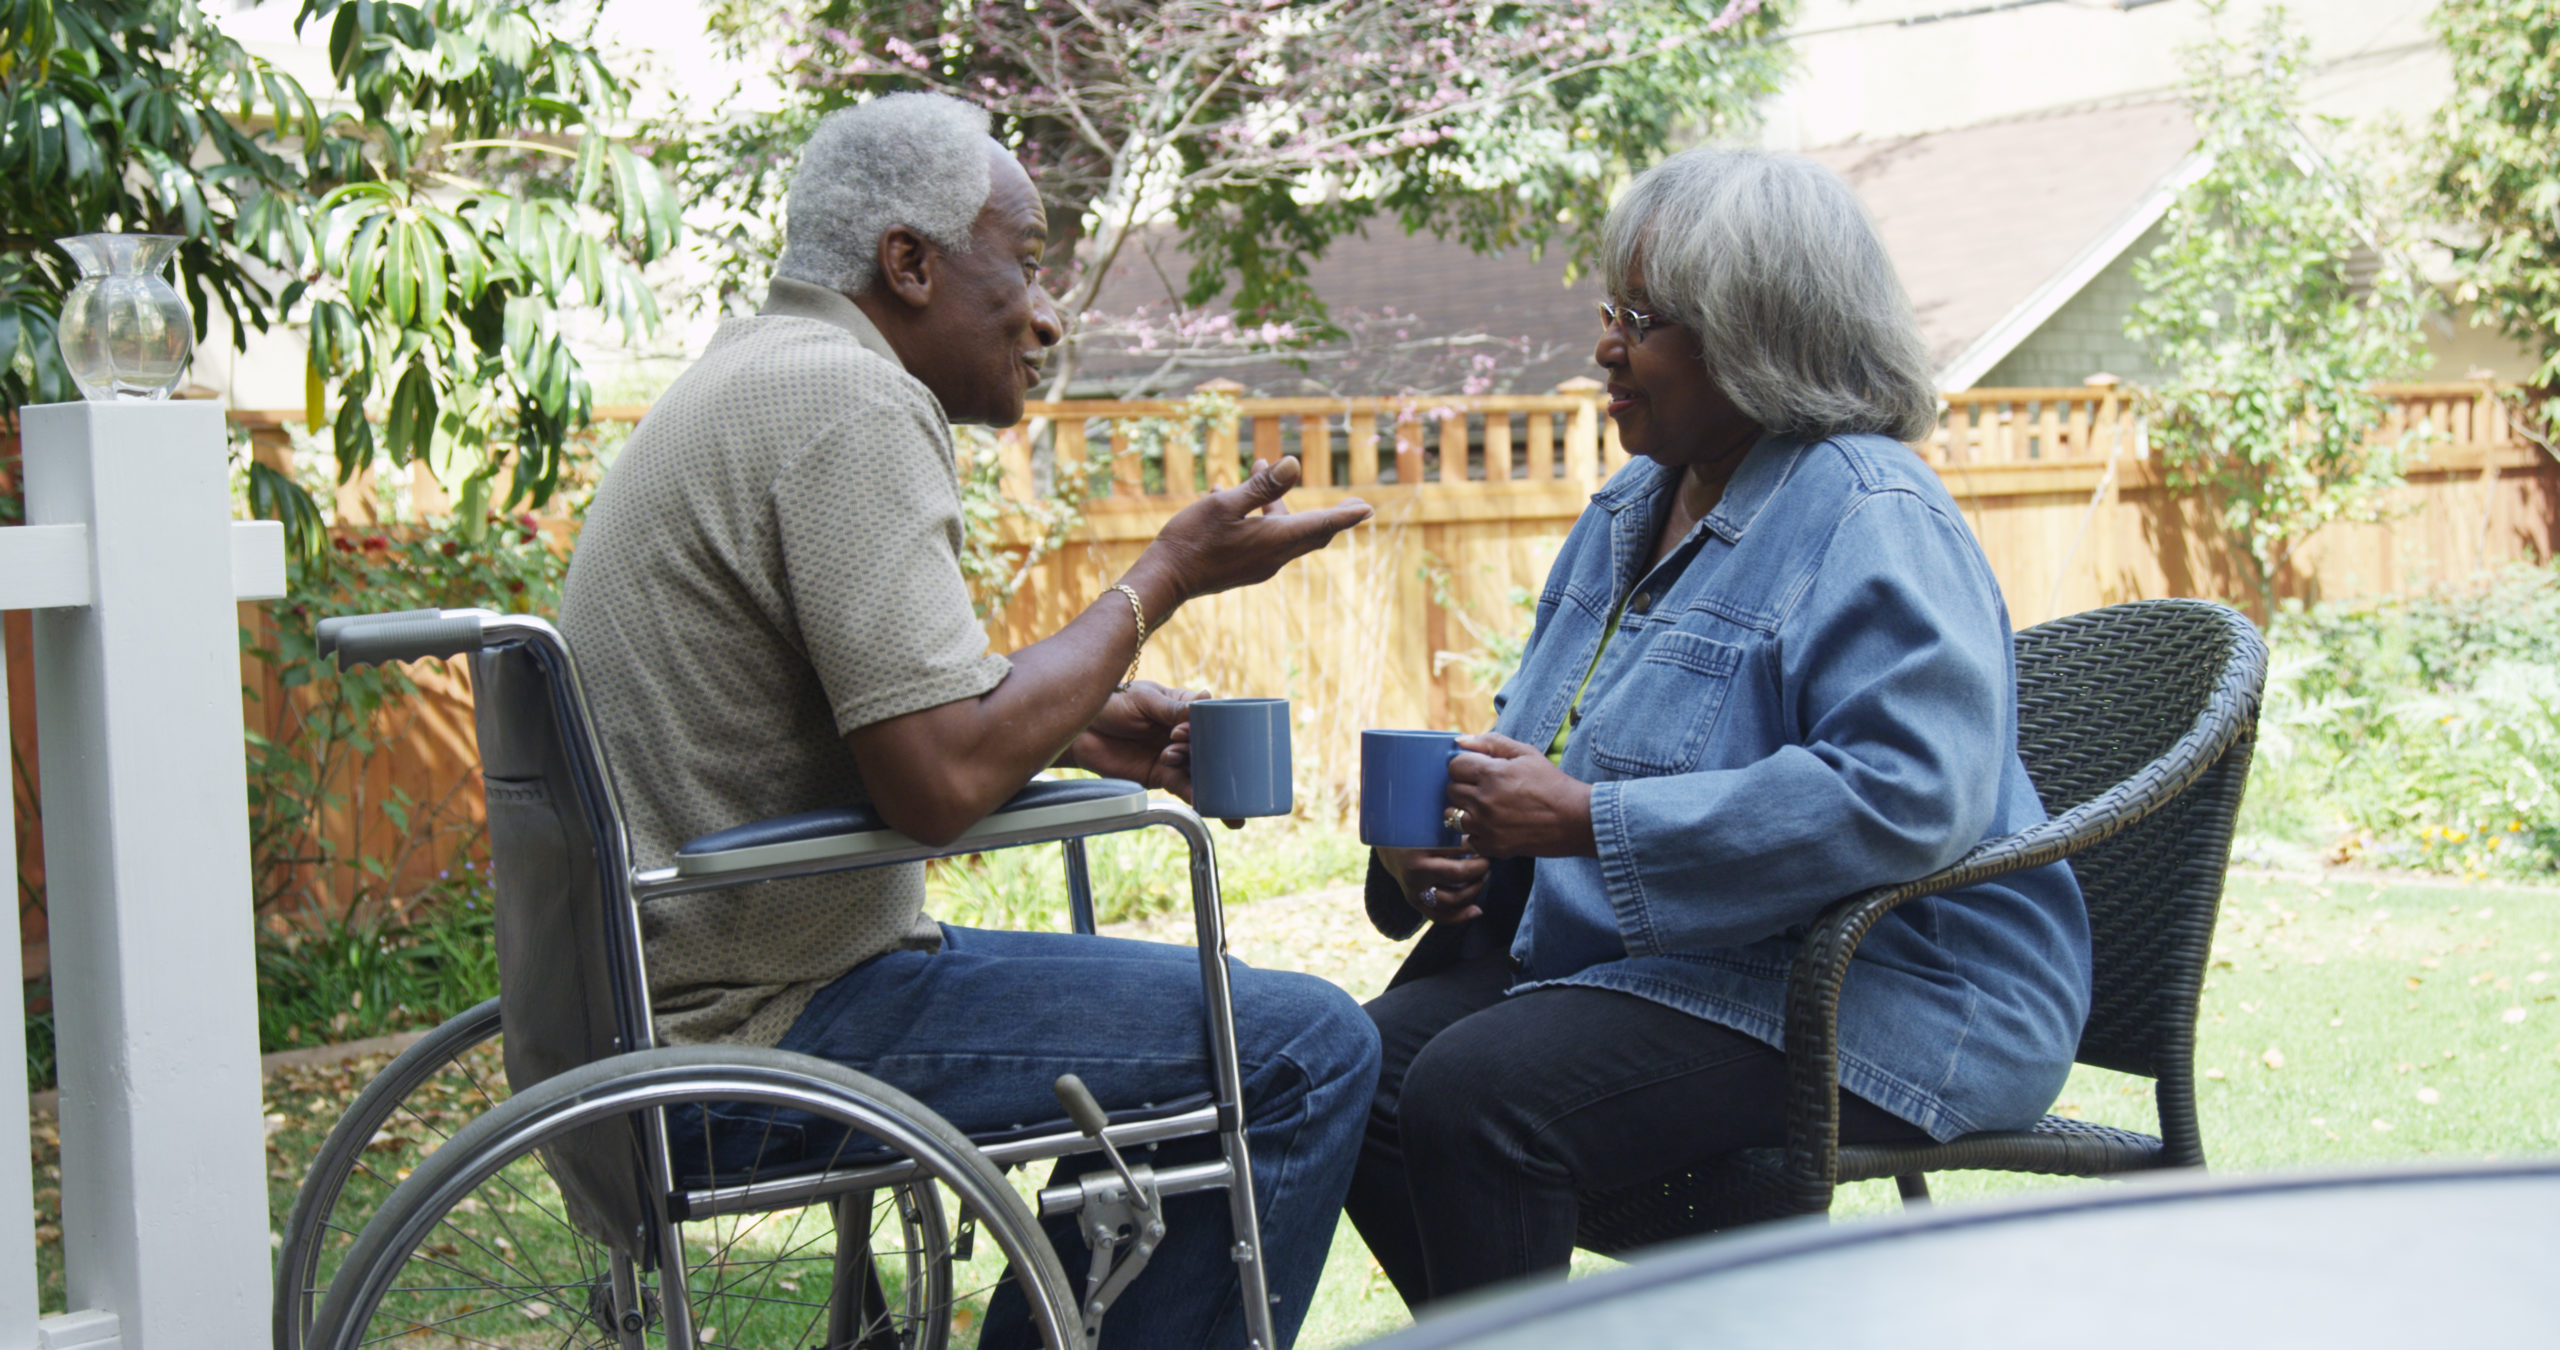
[{"xmin": 1586, "ymin": 626, "xmax": 1745, "ymax": 776}]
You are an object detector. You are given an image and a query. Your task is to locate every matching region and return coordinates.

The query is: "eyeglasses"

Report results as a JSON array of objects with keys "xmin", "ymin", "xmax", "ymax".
[{"xmin": 1596, "ymin": 301, "xmax": 1664, "ymax": 344}]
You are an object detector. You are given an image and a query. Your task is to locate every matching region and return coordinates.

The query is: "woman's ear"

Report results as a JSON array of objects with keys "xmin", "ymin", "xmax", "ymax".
[{"xmin": 875, "ymin": 225, "xmax": 936, "ymax": 309}]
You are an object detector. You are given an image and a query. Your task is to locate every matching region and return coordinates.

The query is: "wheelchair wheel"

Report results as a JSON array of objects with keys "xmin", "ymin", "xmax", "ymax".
[
  {"xmin": 307, "ymin": 1045, "xmax": 1079, "ymax": 1350},
  {"xmin": 274, "ymin": 997, "xmax": 507, "ymax": 1350}
]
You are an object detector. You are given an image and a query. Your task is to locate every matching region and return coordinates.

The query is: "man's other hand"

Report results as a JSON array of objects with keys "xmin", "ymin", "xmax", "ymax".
[{"xmin": 1065, "ymin": 680, "xmax": 1201, "ymax": 796}]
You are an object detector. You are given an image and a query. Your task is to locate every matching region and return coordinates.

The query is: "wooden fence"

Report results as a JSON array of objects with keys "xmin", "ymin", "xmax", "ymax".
[
  {"xmin": 10, "ymin": 382, "xmax": 2556, "ymax": 940},
  {"xmin": 967, "ymin": 381, "xmax": 2556, "ymax": 808}
]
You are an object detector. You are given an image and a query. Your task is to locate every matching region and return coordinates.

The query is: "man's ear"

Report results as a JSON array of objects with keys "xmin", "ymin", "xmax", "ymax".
[{"xmin": 875, "ymin": 225, "xmax": 936, "ymax": 310}]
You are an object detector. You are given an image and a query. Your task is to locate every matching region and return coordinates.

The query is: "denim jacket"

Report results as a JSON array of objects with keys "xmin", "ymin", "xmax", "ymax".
[{"xmin": 1476, "ymin": 433, "xmax": 2090, "ymax": 1141}]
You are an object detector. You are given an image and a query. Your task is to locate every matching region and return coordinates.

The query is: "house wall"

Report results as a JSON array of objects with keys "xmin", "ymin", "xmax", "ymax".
[
  {"xmin": 1975, "ymin": 223, "xmax": 2547, "ymax": 393},
  {"xmin": 1769, "ymin": 0, "xmax": 2449, "ymax": 152},
  {"xmin": 1975, "ymin": 221, "xmax": 2171, "ymax": 391}
]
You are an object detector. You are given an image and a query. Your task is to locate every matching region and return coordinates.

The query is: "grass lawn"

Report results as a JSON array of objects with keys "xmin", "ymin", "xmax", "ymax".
[
  {"xmin": 1287, "ymin": 869, "xmax": 2560, "ymax": 1348},
  {"xmin": 33, "ymin": 868, "xmax": 2555, "ymax": 1343}
]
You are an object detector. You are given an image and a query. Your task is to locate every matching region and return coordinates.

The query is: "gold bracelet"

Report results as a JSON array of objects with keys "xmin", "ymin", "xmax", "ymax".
[{"xmin": 1109, "ymin": 582, "xmax": 1148, "ymax": 687}]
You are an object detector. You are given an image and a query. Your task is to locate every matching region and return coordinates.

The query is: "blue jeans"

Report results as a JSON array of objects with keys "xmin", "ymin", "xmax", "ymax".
[{"xmin": 752, "ymin": 923, "xmax": 1378, "ymax": 1349}]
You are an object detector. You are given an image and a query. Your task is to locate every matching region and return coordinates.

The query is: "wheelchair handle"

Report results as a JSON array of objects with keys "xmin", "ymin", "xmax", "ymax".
[
  {"xmin": 1053, "ymin": 1074, "xmax": 1113, "ymax": 1139},
  {"xmin": 318, "ymin": 609, "xmax": 487, "ymax": 670}
]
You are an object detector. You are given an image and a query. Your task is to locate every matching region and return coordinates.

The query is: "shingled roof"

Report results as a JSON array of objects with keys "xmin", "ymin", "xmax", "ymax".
[
  {"xmin": 1068, "ymin": 228, "xmax": 1607, "ymax": 398},
  {"xmin": 1802, "ymin": 97, "xmax": 2200, "ymax": 388},
  {"xmin": 1067, "ymin": 97, "xmax": 2201, "ymax": 396}
]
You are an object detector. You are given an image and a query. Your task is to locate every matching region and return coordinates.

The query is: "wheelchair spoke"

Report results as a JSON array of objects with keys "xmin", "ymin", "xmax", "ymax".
[
  {"xmin": 359, "ymin": 1279, "xmax": 598, "ymax": 1347},
  {"xmin": 427, "ymin": 1169, "xmax": 600, "ymax": 1295},
  {"xmin": 321, "ymin": 1057, "xmax": 1067, "ymax": 1350},
  {"xmin": 687, "ymin": 1104, "xmax": 922, "ymax": 1350}
]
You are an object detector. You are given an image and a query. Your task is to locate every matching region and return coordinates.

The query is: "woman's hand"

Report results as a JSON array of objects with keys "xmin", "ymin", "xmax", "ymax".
[
  {"xmin": 1379, "ymin": 846, "xmax": 1489, "ymax": 925},
  {"xmin": 1446, "ymin": 733, "xmax": 1598, "ymax": 859}
]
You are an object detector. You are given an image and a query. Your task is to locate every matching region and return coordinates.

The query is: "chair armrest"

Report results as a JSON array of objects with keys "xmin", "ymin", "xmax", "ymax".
[
  {"xmin": 672, "ymin": 778, "xmax": 1150, "ymax": 880},
  {"xmin": 1775, "ymin": 685, "xmax": 2260, "ymax": 1208}
]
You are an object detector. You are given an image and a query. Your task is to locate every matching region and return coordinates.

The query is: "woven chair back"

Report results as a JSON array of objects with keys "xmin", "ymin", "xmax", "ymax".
[{"xmin": 2013, "ymin": 600, "xmax": 2261, "ymax": 1082}]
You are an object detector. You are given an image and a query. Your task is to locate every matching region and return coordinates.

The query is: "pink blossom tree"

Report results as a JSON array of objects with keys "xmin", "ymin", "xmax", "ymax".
[{"xmin": 679, "ymin": 0, "xmax": 1789, "ymax": 394}]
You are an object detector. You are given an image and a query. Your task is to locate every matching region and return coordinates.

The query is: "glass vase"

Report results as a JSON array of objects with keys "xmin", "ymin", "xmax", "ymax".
[{"xmin": 54, "ymin": 233, "xmax": 194, "ymax": 402}]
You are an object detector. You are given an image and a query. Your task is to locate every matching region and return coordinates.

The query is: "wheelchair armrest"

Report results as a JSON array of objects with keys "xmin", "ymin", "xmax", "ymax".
[{"xmin": 672, "ymin": 778, "xmax": 1150, "ymax": 879}]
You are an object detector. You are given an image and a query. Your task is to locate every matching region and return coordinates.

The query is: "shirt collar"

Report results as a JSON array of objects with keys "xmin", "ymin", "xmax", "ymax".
[
  {"xmin": 1589, "ymin": 432, "xmax": 1804, "ymax": 545},
  {"xmin": 759, "ymin": 276, "xmax": 906, "ymax": 369},
  {"xmin": 1700, "ymin": 433, "xmax": 1804, "ymax": 543}
]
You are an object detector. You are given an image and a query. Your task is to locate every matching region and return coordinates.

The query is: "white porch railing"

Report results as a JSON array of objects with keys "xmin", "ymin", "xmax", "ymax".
[{"xmin": 1, "ymin": 402, "xmax": 285, "ymax": 1349}]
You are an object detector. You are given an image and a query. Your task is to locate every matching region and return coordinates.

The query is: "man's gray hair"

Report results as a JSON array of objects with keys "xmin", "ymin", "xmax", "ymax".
[
  {"xmin": 1599, "ymin": 148, "xmax": 1941, "ymax": 445},
  {"xmin": 775, "ymin": 93, "xmax": 996, "ymax": 296}
]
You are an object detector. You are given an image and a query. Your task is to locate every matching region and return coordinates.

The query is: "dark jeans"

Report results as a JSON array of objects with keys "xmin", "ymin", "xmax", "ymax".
[
  {"xmin": 731, "ymin": 924, "xmax": 1379, "ymax": 1349},
  {"xmin": 1344, "ymin": 948, "xmax": 1930, "ymax": 1307}
]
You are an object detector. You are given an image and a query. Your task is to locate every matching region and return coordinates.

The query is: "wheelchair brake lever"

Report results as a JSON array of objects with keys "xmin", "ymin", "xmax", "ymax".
[
  {"xmin": 1055, "ymin": 1074, "xmax": 1167, "ymax": 1345},
  {"xmin": 1053, "ymin": 1073, "xmax": 1150, "ymax": 1211}
]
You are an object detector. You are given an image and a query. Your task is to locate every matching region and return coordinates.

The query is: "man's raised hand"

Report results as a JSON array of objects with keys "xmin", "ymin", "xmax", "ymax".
[{"xmin": 1148, "ymin": 456, "xmax": 1372, "ymax": 601}]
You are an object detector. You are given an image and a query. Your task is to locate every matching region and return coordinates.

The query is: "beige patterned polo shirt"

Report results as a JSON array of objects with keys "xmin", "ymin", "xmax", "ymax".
[{"xmin": 559, "ymin": 277, "xmax": 1011, "ymax": 1046}]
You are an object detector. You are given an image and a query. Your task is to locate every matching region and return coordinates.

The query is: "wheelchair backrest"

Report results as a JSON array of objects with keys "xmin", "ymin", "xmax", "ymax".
[
  {"xmin": 2010, "ymin": 599, "xmax": 2265, "ymax": 1085},
  {"xmin": 473, "ymin": 636, "xmax": 657, "ymax": 1254}
]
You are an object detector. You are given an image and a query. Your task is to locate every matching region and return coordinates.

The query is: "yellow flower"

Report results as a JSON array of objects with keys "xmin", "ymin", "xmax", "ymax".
[{"xmin": 2511, "ymin": 820, "xmax": 2527, "ymax": 832}]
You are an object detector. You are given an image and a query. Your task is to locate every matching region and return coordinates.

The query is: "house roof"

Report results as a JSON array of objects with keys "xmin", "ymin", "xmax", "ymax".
[
  {"xmin": 1801, "ymin": 97, "xmax": 2201, "ymax": 388},
  {"xmin": 1069, "ymin": 228, "xmax": 1607, "ymax": 398},
  {"xmin": 1067, "ymin": 97, "xmax": 2203, "ymax": 396}
]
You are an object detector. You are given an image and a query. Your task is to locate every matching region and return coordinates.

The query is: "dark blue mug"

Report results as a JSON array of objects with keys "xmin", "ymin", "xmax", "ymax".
[
  {"xmin": 1360, "ymin": 729, "xmax": 1462, "ymax": 848},
  {"xmin": 1188, "ymin": 698, "xmax": 1293, "ymax": 818}
]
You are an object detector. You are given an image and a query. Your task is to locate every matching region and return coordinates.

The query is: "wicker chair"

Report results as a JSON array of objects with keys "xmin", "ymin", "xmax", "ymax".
[{"xmin": 1575, "ymin": 598, "xmax": 2270, "ymax": 1253}]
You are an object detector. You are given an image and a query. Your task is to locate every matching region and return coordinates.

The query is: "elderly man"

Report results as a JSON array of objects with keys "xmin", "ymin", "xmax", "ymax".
[{"xmin": 560, "ymin": 93, "xmax": 1378, "ymax": 1347}]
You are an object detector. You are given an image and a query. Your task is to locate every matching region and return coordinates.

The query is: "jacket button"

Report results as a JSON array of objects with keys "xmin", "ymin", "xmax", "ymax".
[{"xmin": 1629, "ymin": 592, "xmax": 1653, "ymax": 614}]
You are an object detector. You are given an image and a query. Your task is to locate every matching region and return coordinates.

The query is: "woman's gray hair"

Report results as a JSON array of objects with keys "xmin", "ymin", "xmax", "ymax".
[
  {"xmin": 775, "ymin": 93, "xmax": 996, "ymax": 296},
  {"xmin": 1599, "ymin": 147, "xmax": 1941, "ymax": 444}
]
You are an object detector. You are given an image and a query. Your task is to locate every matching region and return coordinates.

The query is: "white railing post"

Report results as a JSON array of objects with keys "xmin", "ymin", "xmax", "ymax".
[
  {"xmin": 4, "ymin": 400, "xmax": 283, "ymax": 1350},
  {"xmin": 2, "ymin": 480, "xmax": 103, "ymax": 1350}
]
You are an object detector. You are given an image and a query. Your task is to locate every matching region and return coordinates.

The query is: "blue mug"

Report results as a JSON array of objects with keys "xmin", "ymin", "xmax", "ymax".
[
  {"xmin": 1360, "ymin": 729, "xmax": 1462, "ymax": 848},
  {"xmin": 1189, "ymin": 698, "xmax": 1293, "ymax": 818}
]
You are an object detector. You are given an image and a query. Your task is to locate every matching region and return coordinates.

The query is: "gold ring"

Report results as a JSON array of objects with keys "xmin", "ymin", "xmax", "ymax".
[{"xmin": 1444, "ymin": 807, "xmax": 1467, "ymax": 833}]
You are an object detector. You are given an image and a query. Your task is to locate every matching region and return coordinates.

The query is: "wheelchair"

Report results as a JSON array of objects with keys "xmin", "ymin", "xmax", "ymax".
[{"xmin": 279, "ymin": 607, "xmax": 1280, "ymax": 1350}]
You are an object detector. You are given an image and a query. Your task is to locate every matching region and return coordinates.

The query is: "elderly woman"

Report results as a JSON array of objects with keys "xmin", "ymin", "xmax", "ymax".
[{"xmin": 1342, "ymin": 147, "xmax": 2092, "ymax": 1305}]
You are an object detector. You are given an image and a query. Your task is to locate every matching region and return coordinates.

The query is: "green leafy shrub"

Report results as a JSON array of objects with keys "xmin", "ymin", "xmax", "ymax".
[
  {"xmin": 233, "ymin": 452, "xmax": 574, "ymax": 1060},
  {"xmin": 2126, "ymin": 0, "xmax": 2429, "ymax": 618},
  {"xmin": 2244, "ymin": 563, "xmax": 2560, "ymax": 879},
  {"xmin": 255, "ymin": 874, "xmax": 501, "ymax": 1053},
  {"xmin": 247, "ymin": 505, "xmax": 572, "ymax": 923}
]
